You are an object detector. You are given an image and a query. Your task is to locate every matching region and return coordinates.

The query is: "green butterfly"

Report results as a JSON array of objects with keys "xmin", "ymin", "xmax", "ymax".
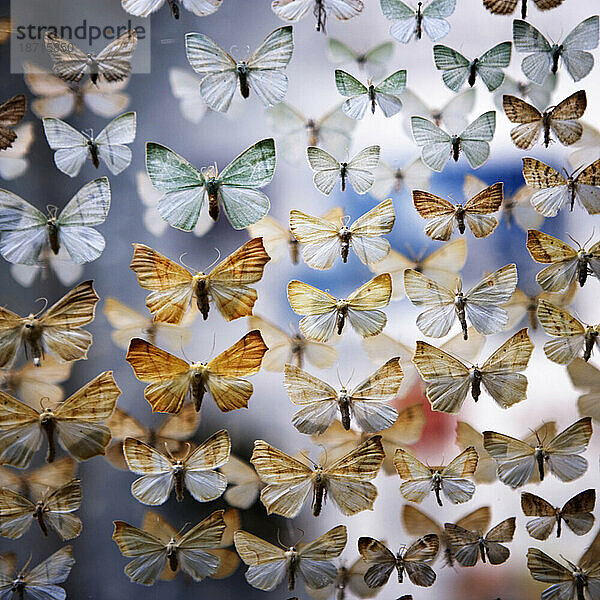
[{"xmin": 145, "ymin": 138, "xmax": 276, "ymax": 231}]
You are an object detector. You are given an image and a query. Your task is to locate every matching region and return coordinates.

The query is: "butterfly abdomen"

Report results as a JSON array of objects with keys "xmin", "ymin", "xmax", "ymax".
[
  {"xmin": 527, "ymin": 302, "xmax": 538, "ymax": 330},
  {"xmin": 479, "ymin": 539, "xmax": 486, "ymax": 563},
  {"xmin": 556, "ymin": 514, "xmax": 562, "ymax": 538},
  {"xmin": 340, "ymin": 163, "xmax": 348, "ymax": 192},
  {"xmin": 191, "ymin": 373, "xmax": 207, "ymax": 412},
  {"xmin": 468, "ymin": 60, "xmax": 478, "ymax": 87},
  {"xmin": 551, "ymin": 46, "xmax": 562, "ymax": 75},
  {"xmin": 34, "ymin": 502, "xmax": 49, "ymax": 536},
  {"xmin": 369, "ymin": 85, "xmax": 376, "ymax": 114},
  {"xmin": 205, "ymin": 181, "xmax": 220, "ymax": 222},
  {"xmin": 535, "ymin": 448, "xmax": 545, "ymax": 481},
  {"xmin": 88, "ymin": 140, "xmax": 99, "ymax": 168},
  {"xmin": 575, "ymin": 572, "xmax": 586, "ymax": 600},
  {"xmin": 167, "ymin": 0, "xmax": 180, "ymax": 19},
  {"xmin": 396, "ymin": 562, "xmax": 405, "ymax": 583},
  {"xmin": 23, "ymin": 320, "xmax": 44, "ymax": 366},
  {"xmin": 471, "ymin": 369, "xmax": 482, "ymax": 402},
  {"xmin": 583, "ymin": 331, "xmax": 597, "ymax": 362},
  {"xmin": 521, "ymin": 0, "xmax": 527, "ymax": 18},
  {"xmin": 451, "ymin": 137, "xmax": 461, "ymax": 162},
  {"xmin": 336, "ymin": 305, "xmax": 347, "ymax": 335},
  {"xmin": 432, "ymin": 473, "xmax": 443, "ymax": 506},
  {"xmin": 314, "ymin": 0, "xmax": 327, "ymax": 33},
  {"xmin": 47, "ymin": 221, "xmax": 60, "ymax": 255},
  {"xmin": 237, "ymin": 64, "xmax": 250, "ymax": 99},
  {"xmin": 307, "ymin": 120, "xmax": 319, "ymax": 147},
  {"xmin": 195, "ymin": 278, "xmax": 211, "ymax": 320},
  {"xmin": 338, "ymin": 393, "xmax": 351, "ymax": 430},
  {"xmin": 577, "ymin": 256, "xmax": 588, "ymax": 287},
  {"xmin": 40, "ymin": 411, "xmax": 57, "ymax": 463},
  {"xmin": 542, "ymin": 112, "xmax": 552, "ymax": 147},
  {"xmin": 454, "ymin": 296, "xmax": 468, "ymax": 340},
  {"xmin": 339, "ymin": 228, "xmax": 351, "ymax": 263},
  {"xmin": 416, "ymin": 4, "xmax": 423, "ymax": 39},
  {"xmin": 568, "ymin": 180, "xmax": 576, "ymax": 211},
  {"xmin": 167, "ymin": 545, "xmax": 179, "ymax": 572},
  {"xmin": 289, "ymin": 237, "xmax": 299, "ymax": 264},
  {"xmin": 174, "ymin": 465, "xmax": 185, "ymax": 502},
  {"xmin": 455, "ymin": 206, "xmax": 466, "ymax": 234},
  {"xmin": 312, "ymin": 474, "xmax": 325, "ymax": 516},
  {"xmin": 286, "ymin": 550, "xmax": 299, "ymax": 590},
  {"xmin": 74, "ymin": 88, "xmax": 84, "ymax": 115}
]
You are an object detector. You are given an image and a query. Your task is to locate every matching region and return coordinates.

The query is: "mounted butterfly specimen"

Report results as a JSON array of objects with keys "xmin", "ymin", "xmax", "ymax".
[
  {"xmin": 404, "ymin": 264, "xmax": 518, "ymax": 339},
  {"xmin": 523, "ymin": 157, "xmax": 600, "ymax": 217},
  {"xmin": 289, "ymin": 199, "xmax": 395, "ymax": 269},
  {"xmin": 358, "ymin": 534, "xmax": 439, "ymax": 588},
  {"xmin": 284, "ymin": 358, "xmax": 403, "ymax": 434},
  {"xmin": 513, "ymin": 17, "xmax": 599, "ymax": 84},
  {"xmin": 185, "ymin": 27, "xmax": 293, "ymax": 112},
  {"xmin": 413, "ymin": 182, "xmax": 503, "ymax": 241},
  {"xmin": 287, "ymin": 274, "xmax": 392, "ymax": 342},
  {"xmin": 145, "ymin": 139, "xmax": 276, "ymax": 230},
  {"xmin": 526, "ymin": 229, "xmax": 600, "ymax": 292},
  {"xmin": 42, "ymin": 112, "xmax": 136, "ymax": 177},
  {"xmin": 394, "ymin": 446, "xmax": 478, "ymax": 506},
  {"xmin": 411, "ymin": 111, "xmax": 496, "ymax": 171},
  {"xmin": 412, "ymin": 329, "xmax": 534, "ymax": 414},
  {"xmin": 483, "ymin": 417, "xmax": 593, "ymax": 488},
  {"xmin": 219, "ymin": 454, "xmax": 262, "ymax": 509},
  {"xmin": 521, "ymin": 489, "xmax": 595, "ymax": 540},
  {"xmin": 125, "ymin": 331, "xmax": 267, "ymax": 414},
  {"xmin": 235, "ymin": 526, "xmax": 347, "ymax": 592},
  {"xmin": 484, "ymin": 0, "xmax": 563, "ymax": 19},
  {"xmin": 251, "ymin": 436, "xmax": 384, "ymax": 517},
  {"xmin": 503, "ymin": 90, "xmax": 587, "ymax": 149},
  {"xmin": 0, "ymin": 94, "xmax": 26, "ymax": 150},
  {"xmin": 0, "ymin": 279, "xmax": 99, "ymax": 368},
  {"xmin": 130, "ymin": 238, "xmax": 270, "ymax": 324},
  {"xmin": 44, "ymin": 30, "xmax": 137, "ymax": 85},
  {"xmin": 493, "ymin": 73, "xmax": 556, "ymax": 112},
  {"xmin": 122, "ymin": 0, "xmax": 222, "ymax": 18},
  {"xmin": 327, "ymin": 39, "xmax": 394, "ymax": 76},
  {"xmin": 335, "ymin": 69, "xmax": 407, "ymax": 119},
  {"xmin": 0, "ymin": 178, "xmax": 110, "ymax": 265},
  {"xmin": 568, "ymin": 358, "xmax": 600, "ymax": 421},
  {"xmin": 433, "ymin": 42, "xmax": 512, "ymax": 92},
  {"xmin": 370, "ymin": 157, "xmax": 432, "ymax": 200},
  {"xmin": 271, "ymin": 0, "xmax": 364, "ymax": 34},
  {"xmin": 380, "ymin": 0, "xmax": 456, "ymax": 43}
]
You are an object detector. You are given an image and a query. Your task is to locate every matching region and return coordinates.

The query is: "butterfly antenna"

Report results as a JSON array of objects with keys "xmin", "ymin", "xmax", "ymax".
[
  {"xmin": 39, "ymin": 396, "xmax": 51, "ymax": 411},
  {"xmin": 164, "ymin": 442, "xmax": 175, "ymax": 461},
  {"xmin": 204, "ymin": 248, "xmax": 222, "ymax": 272},
  {"xmin": 210, "ymin": 333, "xmax": 216, "ymax": 356},
  {"xmin": 342, "ymin": 214, "xmax": 351, "ymax": 227},
  {"xmin": 181, "ymin": 442, "xmax": 192, "ymax": 461},
  {"xmin": 293, "ymin": 527, "xmax": 305, "ymax": 546},
  {"xmin": 19, "ymin": 554, "xmax": 33, "ymax": 576},
  {"xmin": 176, "ymin": 522, "xmax": 191, "ymax": 537},
  {"xmin": 178, "ymin": 252, "xmax": 195, "ymax": 273},
  {"xmin": 300, "ymin": 449, "xmax": 318, "ymax": 469},
  {"xmin": 33, "ymin": 297, "xmax": 48, "ymax": 318},
  {"xmin": 46, "ymin": 204, "xmax": 58, "ymax": 219}
]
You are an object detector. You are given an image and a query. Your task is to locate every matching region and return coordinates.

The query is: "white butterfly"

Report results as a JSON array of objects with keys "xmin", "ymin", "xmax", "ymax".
[
  {"xmin": 411, "ymin": 111, "xmax": 496, "ymax": 171},
  {"xmin": 168, "ymin": 68, "xmax": 207, "ymax": 124},
  {"xmin": 122, "ymin": 0, "xmax": 222, "ymax": 18},
  {"xmin": 370, "ymin": 157, "xmax": 432, "ymax": 200},
  {"xmin": 9, "ymin": 246, "xmax": 84, "ymax": 288},
  {"xmin": 327, "ymin": 38, "xmax": 394, "ymax": 77},
  {"xmin": 492, "ymin": 73, "xmax": 557, "ymax": 112},
  {"xmin": 513, "ymin": 17, "xmax": 599, "ymax": 84},
  {"xmin": 42, "ymin": 112, "xmax": 136, "ymax": 177},
  {"xmin": 271, "ymin": 0, "xmax": 364, "ymax": 34},
  {"xmin": 185, "ymin": 27, "xmax": 294, "ymax": 113},
  {"xmin": 0, "ymin": 123, "xmax": 33, "ymax": 181},
  {"xmin": 307, "ymin": 145, "xmax": 380, "ymax": 195},
  {"xmin": 380, "ymin": 0, "xmax": 456, "ymax": 43}
]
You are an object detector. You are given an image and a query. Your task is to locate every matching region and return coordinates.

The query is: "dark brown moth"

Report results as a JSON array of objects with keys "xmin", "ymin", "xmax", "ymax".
[{"xmin": 0, "ymin": 94, "xmax": 26, "ymax": 150}]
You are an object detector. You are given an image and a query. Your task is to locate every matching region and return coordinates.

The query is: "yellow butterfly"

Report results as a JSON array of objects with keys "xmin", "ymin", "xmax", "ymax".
[
  {"xmin": 112, "ymin": 509, "xmax": 226, "ymax": 585},
  {"xmin": 287, "ymin": 274, "xmax": 392, "ymax": 342},
  {"xmin": 483, "ymin": 417, "xmax": 593, "ymax": 488},
  {"xmin": 122, "ymin": 429, "xmax": 230, "ymax": 505},
  {"xmin": 402, "ymin": 504, "xmax": 491, "ymax": 567},
  {"xmin": 104, "ymin": 297, "xmax": 196, "ymax": 350},
  {"xmin": 357, "ymin": 534, "xmax": 439, "ymax": 588},
  {"xmin": 284, "ymin": 358, "xmax": 403, "ymax": 434},
  {"xmin": 0, "ymin": 356, "xmax": 71, "ymax": 407},
  {"xmin": 0, "ymin": 456, "xmax": 77, "ymax": 499},
  {"xmin": 413, "ymin": 182, "xmax": 503, "ymax": 241},
  {"xmin": 0, "ymin": 370, "xmax": 120, "ymax": 467},
  {"xmin": 368, "ymin": 238, "xmax": 467, "ymax": 300},
  {"xmin": 249, "ymin": 315, "xmax": 337, "ymax": 371},
  {"xmin": 537, "ymin": 299, "xmax": 600, "ymax": 364},
  {"xmin": 289, "ymin": 199, "xmax": 395, "ymax": 269},
  {"xmin": 567, "ymin": 358, "xmax": 600, "ymax": 421},
  {"xmin": 412, "ymin": 328, "xmax": 534, "ymax": 413},
  {"xmin": 219, "ymin": 453, "xmax": 262, "ymax": 510},
  {"xmin": 235, "ymin": 525, "xmax": 347, "ymax": 592},
  {"xmin": 129, "ymin": 237, "xmax": 270, "ymax": 324},
  {"xmin": 105, "ymin": 403, "xmax": 199, "ymax": 470},
  {"xmin": 394, "ymin": 446, "xmax": 478, "ymax": 506},
  {"xmin": 0, "ymin": 478, "xmax": 81, "ymax": 540},
  {"xmin": 125, "ymin": 330, "xmax": 267, "ymax": 413},
  {"xmin": 0, "ymin": 279, "xmax": 99, "ymax": 367},
  {"xmin": 251, "ymin": 436, "xmax": 384, "ymax": 517},
  {"xmin": 526, "ymin": 229, "xmax": 600, "ymax": 292}
]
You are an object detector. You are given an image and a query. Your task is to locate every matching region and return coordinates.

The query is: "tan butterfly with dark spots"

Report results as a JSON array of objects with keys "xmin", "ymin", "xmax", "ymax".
[
  {"xmin": 503, "ymin": 91, "xmax": 587, "ymax": 149},
  {"xmin": 402, "ymin": 504, "xmax": 491, "ymax": 567},
  {"xmin": 0, "ymin": 370, "xmax": 120, "ymax": 468},
  {"xmin": 444, "ymin": 517, "xmax": 516, "ymax": 567},
  {"xmin": 284, "ymin": 358, "xmax": 403, "ymax": 434},
  {"xmin": 251, "ymin": 436, "xmax": 384, "ymax": 517},
  {"xmin": 105, "ymin": 403, "xmax": 199, "ymax": 470},
  {"xmin": 568, "ymin": 358, "xmax": 600, "ymax": 421},
  {"xmin": 235, "ymin": 525, "xmax": 347, "ymax": 591},
  {"xmin": 521, "ymin": 489, "xmax": 595, "ymax": 540},
  {"xmin": 219, "ymin": 454, "xmax": 262, "ymax": 510},
  {"xmin": 287, "ymin": 274, "xmax": 392, "ymax": 342},
  {"xmin": 0, "ymin": 95, "xmax": 26, "ymax": 150},
  {"xmin": 357, "ymin": 534, "xmax": 439, "ymax": 588},
  {"xmin": 394, "ymin": 446, "xmax": 478, "ymax": 506},
  {"xmin": 141, "ymin": 508, "xmax": 239, "ymax": 581},
  {"xmin": 412, "ymin": 183, "xmax": 503, "ymax": 241},
  {"xmin": 130, "ymin": 237, "xmax": 270, "ymax": 324},
  {"xmin": 483, "ymin": 417, "xmax": 593, "ymax": 488},
  {"xmin": 523, "ymin": 157, "xmax": 600, "ymax": 217},
  {"xmin": 126, "ymin": 331, "xmax": 267, "ymax": 414},
  {"xmin": 527, "ymin": 529, "xmax": 600, "ymax": 600},
  {"xmin": 123, "ymin": 429, "xmax": 230, "ymax": 505},
  {"xmin": 249, "ymin": 315, "xmax": 337, "ymax": 371},
  {"xmin": 537, "ymin": 300, "xmax": 600, "ymax": 364},
  {"xmin": 0, "ymin": 478, "xmax": 81, "ymax": 540},
  {"xmin": 289, "ymin": 199, "xmax": 395, "ymax": 269},
  {"xmin": 313, "ymin": 404, "xmax": 426, "ymax": 475},
  {"xmin": 404, "ymin": 265, "xmax": 518, "ymax": 339},
  {"xmin": 112, "ymin": 509, "xmax": 226, "ymax": 585},
  {"xmin": 526, "ymin": 230, "xmax": 600, "ymax": 292},
  {"xmin": 0, "ymin": 279, "xmax": 99, "ymax": 367},
  {"xmin": 484, "ymin": 0, "xmax": 563, "ymax": 18},
  {"xmin": 412, "ymin": 328, "xmax": 534, "ymax": 413}
]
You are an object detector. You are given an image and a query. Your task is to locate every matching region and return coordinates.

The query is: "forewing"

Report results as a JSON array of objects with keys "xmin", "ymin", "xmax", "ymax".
[
  {"xmin": 234, "ymin": 530, "xmax": 286, "ymax": 591},
  {"xmin": 433, "ymin": 45, "xmax": 470, "ymax": 92},
  {"xmin": 483, "ymin": 431, "xmax": 535, "ymax": 488},
  {"xmin": 345, "ymin": 145, "xmax": 380, "ymax": 194}
]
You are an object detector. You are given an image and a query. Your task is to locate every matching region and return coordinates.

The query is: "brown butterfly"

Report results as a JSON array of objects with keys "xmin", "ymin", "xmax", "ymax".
[
  {"xmin": 130, "ymin": 238, "xmax": 270, "ymax": 324},
  {"xmin": 126, "ymin": 331, "xmax": 267, "ymax": 414},
  {"xmin": 0, "ymin": 94, "xmax": 26, "ymax": 150},
  {"xmin": 483, "ymin": 0, "xmax": 563, "ymax": 18},
  {"xmin": 567, "ymin": 358, "xmax": 600, "ymax": 421},
  {"xmin": 0, "ymin": 279, "xmax": 99, "ymax": 368},
  {"xmin": 503, "ymin": 91, "xmax": 587, "ymax": 149},
  {"xmin": 0, "ymin": 371, "xmax": 120, "ymax": 467},
  {"xmin": 0, "ymin": 457, "xmax": 77, "ymax": 499},
  {"xmin": 358, "ymin": 534, "xmax": 439, "ymax": 588}
]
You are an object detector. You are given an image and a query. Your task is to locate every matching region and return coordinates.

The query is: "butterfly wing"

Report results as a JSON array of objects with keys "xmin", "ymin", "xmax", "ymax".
[
  {"xmin": 411, "ymin": 116, "xmax": 451, "ymax": 172},
  {"xmin": 463, "ymin": 182, "xmax": 503, "ymax": 238},
  {"xmin": 42, "ymin": 479, "xmax": 82, "ymax": 540},
  {"xmin": 346, "ymin": 274, "xmax": 391, "ymax": 338},
  {"xmin": 549, "ymin": 90, "xmax": 586, "ymax": 146},
  {"xmin": 287, "ymin": 280, "xmax": 338, "ymax": 342},
  {"xmin": 512, "ymin": 20, "xmax": 553, "ymax": 84},
  {"xmin": 345, "ymin": 145, "xmax": 380, "ymax": 194},
  {"xmin": 289, "ymin": 210, "xmax": 340, "ymax": 270},
  {"xmin": 526, "ymin": 548, "xmax": 575, "ymax": 600},
  {"xmin": 94, "ymin": 112, "xmax": 136, "ymax": 175},
  {"xmin": 234, "ymin": 530, "xmax": 286, "ymax": 591},
  {"xmin": 544, "ymin": 417, "xmax": 592, "ymax": 482},
  {"xmin": 574, "ymin": 159, "xmax": 600, "ymax": 215},
  {"xmin": 335, "ymin": 69, "xmax": 370, "ymax": 120},
  {"xmin": 433, "ymin": 45, "xmax": 470, "ymax": 92},
  {"xmin": 0, "ymin": 487, "xmax": 35, "ymax": 538},
  {"xmin": 527, "ymin": 230, "xmax": 579, "ymax": 292},
  {"xmin": 402, "ymin": 505, "xmax": 443, "ymax": 538},
  {"xmin": 42, "ymin": 117, "xmax": 89, "ymax": 177},
  {"xmin": 93, "ymin": 30, "xmax": 138, "ymax": 83},
  {"xmin": 44, "ymin": 33, "xmax": 90, "ymax": 83},
  {"xmin": 298, "ymin": 525, "xmax": 347, "ymax": 589},
  {"xmin": 537, "ymin": 300, "xmax": 585, "ymax": 365},
  {"xmin": 484, "ymin": 517, "xmax": 515, "ymax": 565},
  {"xmin": 455, "ymin": 422, "xmax": 497, "ymax": 483},
  {"xmin": 22, "ymin": 546, "xmax": 75, "ymax": 595},
  {"xmin": 373, "ymin": 70, "xmax": 406, "ymax": 117},
  {"xmin": 522, "ymin": 157, "xmax": 568, "ymax": 216},
  {"xmin": 422, "ymin": 0, "xmax": 455, "ymax": 41},
  {"xmin": 219, "ymin": 454, "xmax": 261, "ymax": 509},
  {"xmin": 561, "ymin": 16, "xmax": 599, "ymax": 82},
  {"xmin": 439, "ymin": 447, "xmax": 478, "ymax": 504},
  {"xmin": 357, "ymin": 537, "xmax": 396, "ymax": 588},
  {"xmin": 562, "ymin": 489, "xmax": 595, "ymax": 536},
  {"xmin": 412, "ymin": 190, "xmax": 457, "ymax": 241},
  {"xmin": 459, "ymin": 111, "xmax": 496, "ymax": 169},
  {"xmin": 521, "ymin": 492, "xmax": 557, "ymax": 540},
  {"xmin": 483, "ymin": 431, "xmax": 535, "ymax": 488},
  {"xmin": 443, "ymin": 523, "xmax": 482, "ymax": 567},
  {"xmin": 394, "ymin": 448, "xmax": 434, "ymax": 503},
  {"xmin": 402, "ymin": 534, "xmax": 439, "ymax": 586},
  {"xmin": 477, "ymin": 42, "xmax": 512, "ymax": 91}
]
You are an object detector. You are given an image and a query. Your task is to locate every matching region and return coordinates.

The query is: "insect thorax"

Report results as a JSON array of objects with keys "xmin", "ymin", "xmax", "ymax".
[
  {"xmin": 470, "ymin": 367, "xmax": 482, "ymax": 401},
  {"xmin": 337, "ymin": 390, "xmax": 351, "ymax": 430},
  {"xmin": 285, "ymin": 549, "xmax": 299, "ymax": 591},
  {"xmin": 468, "ymin": 60, "xmax": 479, "ymax": 87},
  {"xmin": 193, "ymin": 275, "xmax": 211, "ymax": 320},
  {"xmin": 551, "ymin": 45, "xmax": 563, "ymax": 74},
  {"xmin": 454, "ymin": 205, "xmax": 466, "ymax": 233},
  {"xmin": 306, "ymin": 120, "xmax": 320, "ymax": 146},
  {"xmin": 46, "ymin": 219, "xmax": 60, "ymax": 255},
  {"xmin": 166, "ymin": 540, "xmax": 179, "ymax": 571},
  {"xmin": 451, "ymin": 136, "xmax": 461, "ymax": 161},
  {"xmin": 190, "ymin": 364, "xmax": 208, "ymax": 411},
  {"xmin": 339, "ymin": 226, "xmax": 351, "ymax": 262},
  {"xmin": 577, "ymin": 251, "xmax": 590, "ymax": 287}
]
